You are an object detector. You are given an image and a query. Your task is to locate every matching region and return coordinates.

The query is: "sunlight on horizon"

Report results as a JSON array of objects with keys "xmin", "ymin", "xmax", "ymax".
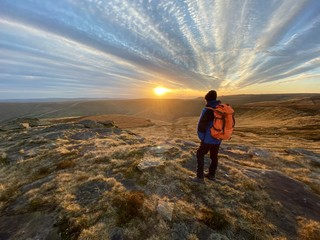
[{"xmin": 153, "ymin": 87, "xmax": 171, "ymax": 96}]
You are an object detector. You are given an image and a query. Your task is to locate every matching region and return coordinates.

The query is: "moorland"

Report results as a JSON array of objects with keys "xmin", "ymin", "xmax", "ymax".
[{"xmin": 0, "ymin": 93, "xmax": 319, "ymax": 239}]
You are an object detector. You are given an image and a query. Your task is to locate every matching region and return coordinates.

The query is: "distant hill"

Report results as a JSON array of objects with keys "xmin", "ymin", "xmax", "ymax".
[
  {"xmin": 0, "ymin": 98, "xmax": 203, "ymax": 122},
  {"xmin": 0, "ymin": 94, "xmax": 319, "ymax": 122}
]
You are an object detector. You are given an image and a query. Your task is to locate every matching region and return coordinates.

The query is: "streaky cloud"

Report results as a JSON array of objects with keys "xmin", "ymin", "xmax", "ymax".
[{"xmin": 0, "ymin": 0, "xmax": 319, "ymax": 98}]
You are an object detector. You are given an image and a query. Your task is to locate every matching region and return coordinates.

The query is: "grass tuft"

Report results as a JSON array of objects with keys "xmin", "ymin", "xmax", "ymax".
[
  {"xmin": 57, "ymin": 215, "xmax": 82, "ymax": 240},
  {"xmin": 112, "ymin": 191, "xmax": 146, "ymax": 226},
  {"xmin": 0, "ymin": 152, "xmax": 9, "ymax": 165},
  {"xmin": 298, "ymin": 217, "xmax": 320, "ymax": 240},
  {"xmin": 56, "ymin": 159, "xmax": 76, "ymax": 170},
  {"xmin": 199, "ymin": 207, "xmax": 230, "ymax": 231},
  {"xmin": 28, "ymin": 194, "xmax": 57, "ymax": 212},
  {"xmin": 31, "ymin": 166, "xmax": 53, "ymax": 181}
]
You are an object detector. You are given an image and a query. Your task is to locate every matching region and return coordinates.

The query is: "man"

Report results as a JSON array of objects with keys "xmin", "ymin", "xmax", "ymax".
[{"xmin": 190, "ymin": 90, "xmax": 221, "ymax": 184}]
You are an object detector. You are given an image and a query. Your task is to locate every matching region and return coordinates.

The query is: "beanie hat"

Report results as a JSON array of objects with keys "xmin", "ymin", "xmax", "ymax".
[{"xmin": 205, "ymin": 90, "xmax": 217, "ymax": 101}]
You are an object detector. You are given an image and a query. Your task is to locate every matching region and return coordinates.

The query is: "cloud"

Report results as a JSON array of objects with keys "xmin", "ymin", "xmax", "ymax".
[{"xmin": 0, "ymin": 0, "xmax": 319, "ymax": 98}]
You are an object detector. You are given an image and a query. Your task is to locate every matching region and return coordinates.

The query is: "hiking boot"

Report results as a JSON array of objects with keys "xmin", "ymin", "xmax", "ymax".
[
  {"xmin": 204, "ymin": 173, "xmax": 216, "ymax": 181},
  {"xmin": 189, "ymin": 176, "xmax": 205, "ymax": 184}
]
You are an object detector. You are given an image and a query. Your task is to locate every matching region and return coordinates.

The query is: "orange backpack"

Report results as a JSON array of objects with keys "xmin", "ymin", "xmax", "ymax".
[{"xmin": 206, "ymin": 104, "xmax": 235, "ymax": 140}]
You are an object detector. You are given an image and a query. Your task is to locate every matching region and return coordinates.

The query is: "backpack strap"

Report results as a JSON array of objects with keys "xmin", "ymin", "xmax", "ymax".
[
  {"xmin": 205, "ymin": 107, "xmax": 215, "ymax": 111},
  {"xmin": 206, "ymin": 106, "xmax": 227, "ymax": 134}
]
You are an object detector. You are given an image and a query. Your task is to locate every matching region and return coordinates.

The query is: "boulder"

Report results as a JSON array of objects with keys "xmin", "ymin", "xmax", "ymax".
[{"xmin": 20, "ymin": 123, "xmax": 30, "ymax": 129}]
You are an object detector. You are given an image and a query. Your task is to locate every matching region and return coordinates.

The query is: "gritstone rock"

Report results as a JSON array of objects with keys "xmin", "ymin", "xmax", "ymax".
[
  {"xmin": 208, "ymin": 233, "xmax": 230, "ymax": 240},
  {"xmin": 98, "ymin": 120, "xmax": 115, "ymax": 128},
  {"xmin": 248, "ymin": 148, "xmax": 272, "ymax": 158},
  {"xmin": 79, "ymin": 119, "xmax": 104, "ymax": 128},
  {"xmin": 137, "ymin": 157, "xmax": 164, "ymax": 171},
  {"xmin": 20, "ymin": 122, "xmax": 30, "ymax": 129},
  {"xmin": 0, "ymin": 118, "xmax": 42, "ymax": 130},
  {"xmin": 78, "ymin": 119, "xmax": 115, "ymax": 128},
  {"xmin": 157, "ymin": 200, "xmax": 174, "ymax": 221},
  {"xmin": 308, "ymin": 156, "xmax": 320, "ymax": 167}
]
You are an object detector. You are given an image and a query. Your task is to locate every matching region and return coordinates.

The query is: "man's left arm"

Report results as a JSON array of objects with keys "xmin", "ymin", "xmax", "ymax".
[{"xmin": 197, "ymin": 109, "xmax": 211, "ymax": 141}]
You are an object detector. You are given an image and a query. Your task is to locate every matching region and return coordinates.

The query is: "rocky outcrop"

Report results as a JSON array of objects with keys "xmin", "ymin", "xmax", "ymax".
[
  {"xmin": 0, "ymin": 118, "xmax": 50, "ymax": 131},
  {"xmin": 285, "ymin": 148, "xmax": 320, "ymax": 167},
  {"xmin": 78, "ymin": 119, "xmax": 115, "ymax": 128}
]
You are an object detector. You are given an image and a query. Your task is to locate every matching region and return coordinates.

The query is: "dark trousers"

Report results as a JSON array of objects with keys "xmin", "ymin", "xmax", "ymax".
[{"xmin": 196, "ymin": 142, "xmax": 220, "ymax": 178}]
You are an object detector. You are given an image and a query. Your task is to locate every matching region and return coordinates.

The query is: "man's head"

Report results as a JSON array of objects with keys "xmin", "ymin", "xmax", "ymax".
[{"xmin": 205, "ymin": 90, "xmax": 217, "ymax": 102}]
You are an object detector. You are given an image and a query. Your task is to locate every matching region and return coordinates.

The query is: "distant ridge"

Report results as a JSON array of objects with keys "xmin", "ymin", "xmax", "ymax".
[
  {"xmin": 0, "ymin": 97, "xmax": 121, "ymax": 103},
  {"xmin": 0, "ymin": 93, "xmax": 319, "ymax": 122},
  {"xmin": 1, "ymin": 93, "xmax": 318, "ymax": 103}
]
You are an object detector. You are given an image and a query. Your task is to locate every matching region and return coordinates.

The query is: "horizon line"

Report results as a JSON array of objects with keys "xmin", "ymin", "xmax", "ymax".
[{"xmin": 0, "ymin": 92, "xmax": 319, "ymax": 103}]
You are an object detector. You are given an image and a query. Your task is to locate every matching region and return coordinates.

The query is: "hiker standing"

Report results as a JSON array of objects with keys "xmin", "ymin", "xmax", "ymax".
[{"xmin": 190, "ymin": 90, "xmax": 222, "ymax": 184}]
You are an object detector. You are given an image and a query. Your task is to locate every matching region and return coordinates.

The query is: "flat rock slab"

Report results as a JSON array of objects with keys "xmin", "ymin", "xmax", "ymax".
[
  {"xmin": 263, "ymin": 171, "xmax": 320, "ymax": 219},
  {"xmin": 137, "ymin": 158, "xmax": 164, "ymax": 171},
  {"xmin": 285, "ymin": 148, "xmax": 320, "ymax": 166},
  {"xmin": 149, "ymin": 145, "xmax": 173, "ymax": 157},
  {"xmin": 245, "ymin": 169, "xmax": 320, "ymax": 219},
  {"xmin": 70, "ymin": 131, "xmax": 97, "ymax": 140},
  {"xmin": 0, "ymin": 212, "xmax": 59, "ymax": 240},
  {"xmin": 248, "ymin": 148, "xmax": 272, "ymax": 158},
  {"xmin": 76, "ymin": 180, "xmax": 112, "ymax": 207},
  {"xmin": 157, "ymin": 200, "xmax": 174, "ymax": 221},
  {"xmin": 244, "ymin": 168, "xmax": 320, "ymax": 237}
]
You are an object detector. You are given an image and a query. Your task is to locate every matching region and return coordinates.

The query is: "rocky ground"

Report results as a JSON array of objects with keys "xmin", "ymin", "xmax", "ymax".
[{"xmin": 0, "ymin": 116, "xmax": 319, "ymax": 240}]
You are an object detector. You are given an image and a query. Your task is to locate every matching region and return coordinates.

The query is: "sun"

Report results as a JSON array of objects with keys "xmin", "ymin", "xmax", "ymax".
[{"xmin": 153, "ymin": 87, "xmax": 170, "ymax": 96}]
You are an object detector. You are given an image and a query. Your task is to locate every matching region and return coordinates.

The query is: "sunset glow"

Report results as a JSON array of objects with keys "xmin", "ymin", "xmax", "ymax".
[{"xmin": 153, "ymin": 87, "xmax": 170, "ymax": 96}]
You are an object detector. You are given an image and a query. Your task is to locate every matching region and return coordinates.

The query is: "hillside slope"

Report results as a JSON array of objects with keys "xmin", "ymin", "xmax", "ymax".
[{"xmin": 0, "ymin": 114, "xmax": 319, "ymax": 239}]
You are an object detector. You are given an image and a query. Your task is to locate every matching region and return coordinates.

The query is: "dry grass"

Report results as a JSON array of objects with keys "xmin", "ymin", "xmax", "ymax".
[
  {"xmin": 199, "ymin": 207, "xmax": 230, "ymax": 231},
  {"xmin": 298, "ymin": 218, "xmax": 320, "ymax": 240},
  {"xmin": 56, "ymin": 159, "xmax": 76, "ymax": 170}
]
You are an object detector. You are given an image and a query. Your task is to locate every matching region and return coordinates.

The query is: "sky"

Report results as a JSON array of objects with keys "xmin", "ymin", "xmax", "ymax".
[{"xmin": 0, "ymin": 0, "xmax": 320, "ymax": 99}]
